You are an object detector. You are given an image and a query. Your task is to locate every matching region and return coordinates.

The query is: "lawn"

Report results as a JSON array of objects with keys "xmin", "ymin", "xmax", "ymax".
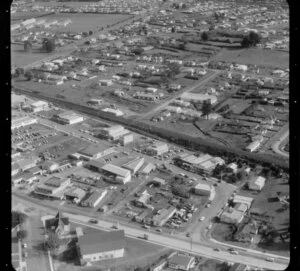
[
  {"xmin": 54, "ymin": 223, "xmax": 170, "ymax": 271},
  {"xmin": 212, "ymin": 48, "xmax": 289, "ymax": 68}
]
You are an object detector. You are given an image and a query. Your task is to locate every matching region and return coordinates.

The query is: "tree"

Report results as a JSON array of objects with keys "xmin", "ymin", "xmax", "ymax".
[
  {"xmin": 24, "ymin": 70, "xmax": 34, "ymax": 81},
  {"xmin": 237, "ymin": 170, "xmax": 247, "ymax": 181},
  {"xmin": 172, "ymin": 185, "xmax": 190, "ymax": 198},
  {"xmin": 201, "ymin": 31, "xmax": 210, "ymax": 41},
  {"xmin": 14, "ymin": 67, "xmax": 25, "ymax": 78},
  {"xmin": 241, "ymin": 36, "xmax": 251, "ymax": 48},
  {"xmin": 201, "ymin": 100, "xmax": 213, "ymax": 119},
  {"xmin": 45, "ymin": 232, "xmax": 60, "ymax": 255},
  {"xmin": 17, "ymin": 229, "xmax": 28, "ymax": 240},
  {"xmin": 249, "ymin": 31, "xmax": 261, "ymax": 45},
  {"xmin": 171, "ymin": 26, "xmax": 176, "ymax": 33},
  {"xmin": 12, "ymin": 211, "xmax": 27, "ymax": 228},
  {"xmin": 42, "ymin": 38, "xmax": 55, "ymax": 53},
  {"xmin": 24, "ymin": 40, "xmax": 32, "ymax": 52},
  {"xmin": 89, "ymin": 30, "xmax": 93, "ymax": 35},
  {"xmin": 241, "ymin": 31, "xmax": 261, "ymax": 48}
]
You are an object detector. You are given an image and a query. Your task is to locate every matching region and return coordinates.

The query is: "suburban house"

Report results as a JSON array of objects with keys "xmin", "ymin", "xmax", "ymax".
[
  {"xmin": 248, "ymin": 176, "xmax": 266, "ymax": 191},
  {"xmin": 168, "ymin": 254, "xmax": 195, "ymax": 271}
]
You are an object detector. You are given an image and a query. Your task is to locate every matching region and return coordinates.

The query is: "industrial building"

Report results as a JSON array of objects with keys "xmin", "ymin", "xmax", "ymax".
[
  {"xmin": 98, "ymin": 125, "xmax": 129, "ymax": 140},
  {"xmin": 180, "ymin": 92, "xmax": 217, "ymax": 104},
  {"xmin": 78, "ymin": 144, "xmax": 115, "ymax": 160},
  {"xmin": 28, "ymin": 101, "xmax": 48, "ymax": 112},
  {"xmin": 11, "ymin": 116, "xmax": 37, "ymax": 130},
  {"xmin": 194, "ymin": 183, "xmax": 212, "ymax": 196},
  {"xmin": 248, "ymin": 176, "xmax": 266, "ymax": 191},
  {"xmin": 64, "ymin": 187, "xmax": 86, "ymax": 204},
  {"xmin": 152, "ymin": 206, "xmax": 177, "ymax": 227},
  {"xmin": 122, "ymin": 157, "xmax": 145, "ymax": 174},
  {"xmin": 102, "ymin": 108, "xmax": 124, "ymax": 117},
  {"xmin": 15, "ymin": 157, "xmax": 38, "ymax": 172},
  {"xmin": 174, "ymin": 153, "xmax": 222, "ymax": 175},
  {"xmin": 40, "ymin": 161, "xmax": 59, "ymax": 172},
  {"xmin": 54, "ymin": 112, "xmax": 84, "ymax": 125},
  {"xmin": 146, "ymin": 142, "xmax": 169, "ymax": 156},
  {"xmin": 220, "ymin": 208, "xmax": 245, "ymax": 224},
  {"xmin": 135, "ymin": 190, "xmax": 152, "ymax": 208},
  {"xmin": 77, "ymin": 230, "xmax": 125, "ymax": 265},
  {"xmin": 81, "ymin": 189, "xmax": 108, "ymax": 208},
  {"xmin": 119, "ymin": 133, "xmax": 134, "ymax": 146},
  {"xmin": 141, "ymin": 163, "xmax": 156, "ymax": 175},
  {"xmin": 101, "ymin": 163, "xmax": 131, "ymax": 184},
  {"xmin": 34, "ymin": 177, "xmax": 70, "ymax": 199}
]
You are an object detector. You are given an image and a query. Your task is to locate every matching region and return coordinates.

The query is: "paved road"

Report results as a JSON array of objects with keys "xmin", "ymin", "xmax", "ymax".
[
  {"xmin": 13, "ymin": 200, "xmax": 52, "ymax": 271},
  {"xmin": 138, "ymin": 70, "xmax": 221, "ymax": 120},
  {"xmin": 64, "ymin": 213, "xmax": 289, "ymax": 271},
  {"xmin": 272, "ymin": 129, "xmax": 289, "ymax": 157},
  {"xmin": 12, "ymin": 194, "xmax": 289, "ymax": 270}
]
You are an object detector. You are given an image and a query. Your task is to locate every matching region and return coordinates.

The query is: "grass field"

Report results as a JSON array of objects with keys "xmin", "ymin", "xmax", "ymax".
[
  {"xmin": 41, "ymin": 13, "xmax": 131, "ymax": 33},
  {"xmin": 212, "ymin": 48, "xmax": 289, "ymax": 68},
  {"xmin": 54, "ymin": 223, "xmax": 170, "ymax": 271}
]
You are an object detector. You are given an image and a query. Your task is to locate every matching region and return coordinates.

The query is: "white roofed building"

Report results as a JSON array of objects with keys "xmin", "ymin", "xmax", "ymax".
[
  {"xmin": 248, "ymin": 176, "xmax": 266, "ymax": 191},
  {"xmin": 101, "ymin": 163, "xmax": 131, "ymax": 184}
]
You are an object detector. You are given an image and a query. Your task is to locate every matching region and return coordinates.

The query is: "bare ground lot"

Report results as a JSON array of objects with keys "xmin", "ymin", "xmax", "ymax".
[{"xmin": 212, "ymin": 48, "xmax": 289, "ymax": 69}]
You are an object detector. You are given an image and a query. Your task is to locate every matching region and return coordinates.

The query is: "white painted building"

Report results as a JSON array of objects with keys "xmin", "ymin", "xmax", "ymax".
[{"xmin": 248, "ymin": 176, "xmax": 266, "ymax": 191}]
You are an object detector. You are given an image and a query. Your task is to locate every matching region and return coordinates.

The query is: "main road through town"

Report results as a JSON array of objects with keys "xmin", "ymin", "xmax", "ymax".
[
  {"xmin": 12, "ymin": 194, "xmax": 289, "ymax": 271},
  {"xmin": 272, "ymin": 129, "xmax": 289, "ymax": 158}
]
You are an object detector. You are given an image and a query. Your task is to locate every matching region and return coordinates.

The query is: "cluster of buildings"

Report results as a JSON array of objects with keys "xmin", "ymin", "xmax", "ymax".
[
  {"xmin": 174, "ymin": 153, "xmax": 225, "ymax": 175},
  {"xmin": 11, "ymin": 18, "xmax": 72, "ymax": 32},
  {"xmin": 219, "ymin": 194, "xmax": 254, "ymax": 225}
]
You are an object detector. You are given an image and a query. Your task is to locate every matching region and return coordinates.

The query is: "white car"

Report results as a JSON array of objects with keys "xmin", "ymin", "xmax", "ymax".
[
  {"xmin": 23, "ymin": 243, "xmax": 27, "ymax": 248},
  {"xmin": 199, "ymin": 216, "xmax": 205, "ymax": 222}
]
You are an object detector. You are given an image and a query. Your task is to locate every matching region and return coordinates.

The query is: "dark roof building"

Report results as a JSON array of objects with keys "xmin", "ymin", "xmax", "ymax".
[{"xmin": 77, "ymin": 230, "xmax": 125, "ymax": 264}]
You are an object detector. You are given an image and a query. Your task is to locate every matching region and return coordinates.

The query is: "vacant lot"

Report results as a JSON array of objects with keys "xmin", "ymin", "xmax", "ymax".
[
  {"xmin": 213, "ymin": 48, "xmax": 289, "ymax": 68},
  {"xmin": 41, "ymin": 13, "xmax": 131, "ymax": 33}
]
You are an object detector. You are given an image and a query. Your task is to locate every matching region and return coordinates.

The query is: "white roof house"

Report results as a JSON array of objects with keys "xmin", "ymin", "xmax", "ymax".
[
  {"xmin": 245, "ymin": 140, "xmax": 261, "ymax": 152},
  {"xmin": 248, "ymin": 176, "xmax": 266, "ymax": 191},
  {"xmin": 233, "ymin": 195, "xmax": 253, "ymax": 209}
]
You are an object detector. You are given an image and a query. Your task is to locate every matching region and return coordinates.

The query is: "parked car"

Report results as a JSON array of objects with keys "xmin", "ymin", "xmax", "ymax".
[
  {"xmin": 199, "ymin": 216, "xmax": 205, "ymax": 222},
  {"xmin": 266, "ymin": 257, "xmax": 274, "ymax": 262},
  {"xmin": 89, "ymin": 219, "xmax": 98, "ymax": 224}
]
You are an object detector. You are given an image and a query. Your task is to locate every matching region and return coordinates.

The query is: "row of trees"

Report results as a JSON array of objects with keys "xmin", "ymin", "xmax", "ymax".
[
  {"xmin": 23, "ymin": 38, "xmax": 56, "ymax": 53},
  {"xmin": 241, "ymin": 31, "xmax": 261, "ymax": 48},
  {"xmin": 12, "ymin": 211, "xmax": 27, "ymax": 228}
]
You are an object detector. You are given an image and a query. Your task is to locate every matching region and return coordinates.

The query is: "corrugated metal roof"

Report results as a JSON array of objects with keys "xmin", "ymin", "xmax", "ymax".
[{"xmin": 102, "ymin": 163, "xmax": 131, "ymax": 178}]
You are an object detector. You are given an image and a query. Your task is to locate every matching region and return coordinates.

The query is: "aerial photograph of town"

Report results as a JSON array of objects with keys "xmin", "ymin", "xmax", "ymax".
[{"xmin": 11, "ymin": 0, "xmax": 290, "ymax": 271}]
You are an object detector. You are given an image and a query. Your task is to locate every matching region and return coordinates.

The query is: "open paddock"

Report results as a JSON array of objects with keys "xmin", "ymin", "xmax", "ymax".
[
  {"xmin": 41, "ymin": 13, "xmax": 131, "ymax": 33},
  {"xmin": 212, "ymin": 48, "xmax": 289, "ymax": 69}
]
